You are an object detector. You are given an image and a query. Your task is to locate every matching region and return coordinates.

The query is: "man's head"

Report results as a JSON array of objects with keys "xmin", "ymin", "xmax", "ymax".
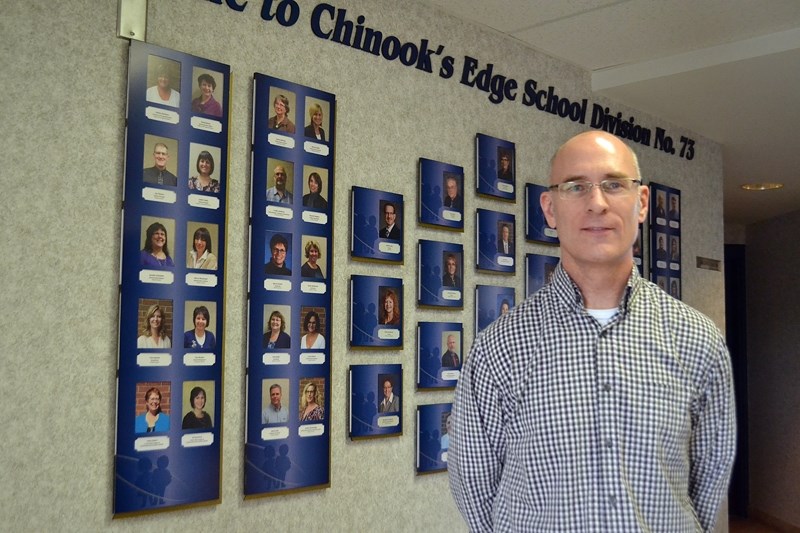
[
  {"xmin": 445, "ymin": 253, "xmax": 457, "ymax": 275},
  {"xmin": 383, "ymin": 379, "xmax": 393, "ymax": 399},
  {"xmin": 670, "ymin": 196, "xmax": 677, "ymax": 211},
  {"xmin": 447, "ymin": 334, "xmax": 456, "ymax": 353},
  {"xmin": 658, "ymin": 235, "xmax": 665, "ymax": 250},
  {"xmin": 540, "ymin": 131, "xmax": 648, "ymax": 274},
  {"xmin": 445, "ymin": 176, "xmax": 458, "ymax": 199},
  {"xmin": 499, "ymin": 151, "xmax": 510, "ymax": 172},
  {"xmin": 501, "ymin": 224, "xmax": 510, "ymax": 243},
  {"xmin": 153, "ymin": 143, "xmax": 169, "ymax": 170},
  {"xmin": 671, "ymin": 238, "xmax": 678, "ymax": 254},
  {"xmin": 269, "ymin": 234, "xmax": 288, "ymax": 267},
  {"xmin": 270, "ymin": 384, "xmax": 282, "ymax": 407},
  {"xmin": 273, "ymin": 165, "xmax": 287, "ymax": 191},
  {"xmin": 384, "ymin": 202, "xmax": 397, "ymax": 227}
]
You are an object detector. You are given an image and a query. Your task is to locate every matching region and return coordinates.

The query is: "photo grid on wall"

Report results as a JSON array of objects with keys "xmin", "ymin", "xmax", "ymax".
[
  {"xmin": 244, "ymin": 73, "xmax": 336, "ymax": 497},
  {"xmin": 114, "ymin": 41, "xmax": 231, "ymax": 516},
  {"xmin": 649, "ymin": 182, "xmax": 681, "ymax": 300}
]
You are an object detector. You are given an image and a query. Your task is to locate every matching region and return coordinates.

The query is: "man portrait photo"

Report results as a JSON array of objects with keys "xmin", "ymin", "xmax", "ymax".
[
  {"xmin": 441, "ymin": 333, "xmax": 460, "ymax": 368},
  {"xmin": 266, "ymin": 161, "xmax": 293, "ymax": 204},
  {"xmin": 261, "ymin": 381, "xmax": 289, "ymax": 424},
  {"xmin": 264, "ymin": 233, "xmax": 291, "ymax": 276},
  {"xmin": 379, "ymin": 201, "xmax": 401, "ymax": 240},
  {"xmin": 449, "ymin": 131, "xmax": 735, "ymax": 532},
  {"xmin": 497, "ymin": 223, "xmax": 513, "ymax": 255},
  {"xmin": 443, "ymin": 172, "xmax": 463, "ymax": 212},
  {"xmin": 142, "ymin": 140, "xmax": 178, "ymax": 187},
  {"xmin": 496, "ymin": 148, "xmax": 513, "ymax": 181}
]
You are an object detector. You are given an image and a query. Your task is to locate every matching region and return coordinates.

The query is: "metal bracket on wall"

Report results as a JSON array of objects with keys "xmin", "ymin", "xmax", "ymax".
[{"xmin": 118, "ymin": 0, "xmax": 147, "ymax": 41}]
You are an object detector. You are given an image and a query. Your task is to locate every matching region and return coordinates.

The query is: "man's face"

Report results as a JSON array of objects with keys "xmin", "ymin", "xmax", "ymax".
[
  {"xmin": 383, "ymin": 380, "xmax": 392, "ymax": 399},
  {"xmin": 446, "ymin": 178, "xmax": 457, "ymax": 199},
  {"xmin": 270, "ymin": 387, "xmax": 282, "ymax": 407},
  {"xmin": 273, "ymin": 166, "xmax": 287, "ymax": 191},
  {"xmin": 671, "ymin": 239, "xmax": 678, "ymax": 253},
  {"xmin": 500, "ymin": 155, "xmax": 510, "ymax": 171},
  {"xmin": 271, "ymin": 242, "xmax": 286, "ymax": 267},
  {"xmin": 670, "ymin": 197, "xmax": 677, "ymax": 210},
  {"xmin": 541, "ymin": 132, "xmax": 647, "ymax": 273},
  {"xmin": 659, "ymin": 236, "xmax": 665, "ymax": 250},
  {"xmin": 384, "ymin": 205, "xmax": 396, "ymax": 227},
  {"xmin": 501, "ymin": 225, "xmax": 510, "ymax": 242},
  {"xmin": 153, "ymin": 146, "xmax": 169, "ymax": 170},
  {"xmin": 447, "ymin": 335, "xmax": 456, "ymax": 352},
  {"xmin": 446, "ymin": 257, "xmax": 456, "ymax": 275}
]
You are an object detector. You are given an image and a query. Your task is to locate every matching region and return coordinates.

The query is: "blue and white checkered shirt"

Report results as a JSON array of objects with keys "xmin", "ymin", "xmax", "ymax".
[{"xmin": 449, "ymin": 264, "xmax": 735, "ymax": 532}]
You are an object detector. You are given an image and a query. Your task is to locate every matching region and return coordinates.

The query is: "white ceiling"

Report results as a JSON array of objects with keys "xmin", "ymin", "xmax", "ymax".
[{"xmin": 422, "ymin": 0, "xmax": 800, "ymax": 226}]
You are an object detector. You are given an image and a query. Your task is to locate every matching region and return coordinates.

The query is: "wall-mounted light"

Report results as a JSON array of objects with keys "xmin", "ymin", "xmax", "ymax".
[{"xmin": 740, "ymin": 183, "xmax": 784, "ymax": 191}]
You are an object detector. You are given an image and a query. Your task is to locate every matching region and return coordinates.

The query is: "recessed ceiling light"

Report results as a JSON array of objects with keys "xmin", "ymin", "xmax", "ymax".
[{"xmin": 741, "ymin": 182, "xmax": 784, "ymax": 191}]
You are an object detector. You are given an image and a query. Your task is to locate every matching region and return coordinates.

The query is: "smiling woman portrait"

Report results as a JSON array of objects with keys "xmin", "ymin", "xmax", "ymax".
[{"xmin": 137, "ymin": 303, "xmax": 172, "ymax": 349}]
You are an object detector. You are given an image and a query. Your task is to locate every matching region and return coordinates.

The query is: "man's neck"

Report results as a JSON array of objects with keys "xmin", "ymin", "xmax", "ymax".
[{"xmin": 562, "ymin": 258, "xmax": 632, "ymax": 309}]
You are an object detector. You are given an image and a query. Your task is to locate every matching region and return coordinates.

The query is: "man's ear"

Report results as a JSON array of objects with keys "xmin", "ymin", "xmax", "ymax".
[
  {"xmin": 540, "ymin": 191, "xmax": 557, "ymax": 229},
  {"xmin": 637, "ymin": 185, "xmax": 649, "ymax": 224}
]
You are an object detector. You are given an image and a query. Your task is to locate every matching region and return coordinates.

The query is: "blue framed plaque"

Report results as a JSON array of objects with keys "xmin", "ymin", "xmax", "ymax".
[
  {"xmin": 417, "ymin": 322, "xmax": 462, "ymax": 389},
  {"xmin": 525, "ymin": 183, "xmax": 559, "ymax": 244},
  {"xmin": 418, "ymin": 240, "xmax": 463, "ymax": 308},
  {"xmin": 476, "ymin": 208, "xmax": 516, "ymax": 273},
  {"xmin": 351, "ymin": 186, "xmax": 404, "ymax": 263},
  {"xmin": 649, "ymin": 182, "xmax": 681, "ymax": 300},
  {"xmin": 349, "ymin": 364, "xmax": 403, "ymax": 439},
  {"xmin": 350, "ymin": 275, "xmax": 403, "ymax": 348},
  {"xmin": 475, "ymin": 285, "xmax": 515, "ymax": 333},
  {"xmin": 419, "ymin": 158, "xmax": 464, "ymax": 230},
  {"xmin": 476, "ymin": 133, "xmax": 515, "ymax": 200},
  {"xmin": 525, "ymin": 253, "xmax": 559, "ymax": 297},
  {"xmin": 416, "ymin": 403, "xmax": 452, "ymax": 474}
]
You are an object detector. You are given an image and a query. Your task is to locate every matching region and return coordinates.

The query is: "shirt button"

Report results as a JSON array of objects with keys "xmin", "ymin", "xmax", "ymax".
[
  {"xmin": 605, "ymin": 438, "xmax": 613, "ymax": 449},
  {"xmin": 603, "ymin": 383, "xmax": 611, "ymax": 392},
  {"xmin": 609, "ymin": 495, "xmax": 617, "ymax": 507}
]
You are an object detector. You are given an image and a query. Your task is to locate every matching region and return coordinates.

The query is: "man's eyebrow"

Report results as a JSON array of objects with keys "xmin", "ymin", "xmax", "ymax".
[{"xmin": 560, "ymin": 172, "xmax": 632, "ymax": 182}]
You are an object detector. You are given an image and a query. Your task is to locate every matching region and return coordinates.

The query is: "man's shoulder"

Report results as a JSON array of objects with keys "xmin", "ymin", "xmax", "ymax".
[{"xmin": 637, "ymin": 279, "xmax": 723, "ymax": 342}]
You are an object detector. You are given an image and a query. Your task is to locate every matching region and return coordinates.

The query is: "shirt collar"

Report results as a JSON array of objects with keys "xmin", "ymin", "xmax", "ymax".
[{"xmin": 550, "ymin": 262, "xmax": 641, "ymax": 318}]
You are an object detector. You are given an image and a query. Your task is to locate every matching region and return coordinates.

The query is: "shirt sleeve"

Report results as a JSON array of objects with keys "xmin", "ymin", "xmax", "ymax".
[
  {"xmin": 448, "ymin": 337, "xmax": 508, "ymax": 531},
  {"xmin": 688, "ymin": 334, "xmax": 737, "ymax": 531}
]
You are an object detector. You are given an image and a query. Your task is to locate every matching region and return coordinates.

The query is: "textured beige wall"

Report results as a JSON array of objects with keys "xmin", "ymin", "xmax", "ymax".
[
  {"xmin": 0, "ymin": 0, "xmax": 727, "ymax": 530},
  {"xmin": 746, "ymin": 209, "xmax": 800, "ymax": 529}
]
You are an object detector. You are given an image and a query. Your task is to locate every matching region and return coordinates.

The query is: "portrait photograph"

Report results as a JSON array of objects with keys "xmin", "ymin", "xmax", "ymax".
[
  {"xmin": 187, "ymin": 143, "xmax": 223, "ymax": 194},
  {"xmin": 267, "ymin": 87, "xmax": 298, "ymax": 135},
  {"xmin": 266, "ymin": 157, "xmax": 295, "ymax": 205},
  {"xmin": 416, "ymin": 403, "xmax": 452, "ymax": 474},
  {"xmin": 476, "ymin": 208, "xmax": 516, "ymax": 273},
  {"xmin": 264, "ymin": 230, "xmax": 293, "ymax": 277},
  {"xmin": 300, "ymin": 235, "xmax": 328, "ymax": 280},
  {"xmin": 137, "ymin": 298, "xmax": 174, "ymax": 350},
  {"xmin": 668, "ymin": 192, "xmax": 681, "ymax": 225},
  {"xmin": 348, "ymin": 363, "xmax": 403, "ymax": 440},
  {"xmin": 142, "ymin": 134, "xmax": 179, "ymax": 188},
  {"xmin": 303, "ymin": 96, "xmax": 330, "ymax": 143},
  {"xmin": 181, "ymin": 380, "xmax": 215, "ymax": 431},
  {"xmin": 525, "ymin": 183, "xmax": 559, "ymax": 244},
  {"xmin": 476, "ymin": 133, "xmax": 516, "ymax": 201},
  {"xmin": 669, "ymin": 277, "xmax": 681, "ymax": 300},
  {"xmin": 140, "ymin": 215, "xmax": 176, "ymax": 269},
  {"xmin": 186, "ymin": 221, "xmax": 220, "ymax": 271},
  {"xmin": 416, "ymin": 322, "xmax": 463, "ymax": 390},
  {"xmin": 301, "ymin": 165, "xmax": 329, "ymax": 211},
  {"xmin": 670, "ymin": 235, "xmax": 681, "ymax": 264},
  {"xmin": 525, "ymin": 253, "xmax": 559, "ymax": 297},
  {"xmin": 349, "ymin": 275, "xmax": 403, "ymax": 348},
  {"xmin": 134, "ymin": 381, "xmax": 172, "ymax": 434},
  {"xmin": 263, "ymin": 304, "xmax": 292, "ymax": 350},
  {"xmin": 418, "ymin": 158, "xmax": 464, "ymax": 230},
  {"xmin": 190, "ymin": 67, "xmax": 224, "ymax": 118},
  {"xmin": 298, "ymin": 377, "xmax": 326, "ymax": 423},
  {"xmin": 633, "ymin": 225, "xmax": 644, "ymax": 275},
  {"xmin": 145, "ymin": 55, "xmax": 181, "ymax": 108},
  {"xmin": 182, "ymin": 300, "xmax": 217, "ymax": 351},
  {"xmin": 299, "ymin": 306, "xmax": 327, "ymax": 350},
  {"xmin": 350, "ymin": 186, "xmax": 404, "ymax": 263},
  {"xmin": 261, "ymin": 378, "xmax": 290, "ymax": 425},
  {"xmin": 417, "ymin": 240, "xmax": 463, "ymax": 308},
  {"xmin": 475, "ymin": 285, "xmax": 515, "ymax": 333}
]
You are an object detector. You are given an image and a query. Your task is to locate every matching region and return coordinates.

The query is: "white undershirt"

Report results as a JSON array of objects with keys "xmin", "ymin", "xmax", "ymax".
[{"xmin": 586, "ymin": 308, "xmax": 618, "ymax": 326}]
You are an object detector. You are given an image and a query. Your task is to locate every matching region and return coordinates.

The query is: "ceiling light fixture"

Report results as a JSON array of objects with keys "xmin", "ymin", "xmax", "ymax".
[{"xmin": 740, "ymin": 182, "xmax": 784, "ymax": 191}]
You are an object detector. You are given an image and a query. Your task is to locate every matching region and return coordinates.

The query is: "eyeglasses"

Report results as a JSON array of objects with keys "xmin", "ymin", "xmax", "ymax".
[{"xmin": 548, "ymin": 178, "xmax": 641, "ymax": 199}]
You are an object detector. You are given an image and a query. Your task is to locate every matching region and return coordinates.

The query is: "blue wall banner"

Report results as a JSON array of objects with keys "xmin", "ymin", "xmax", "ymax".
[
  {"xmin": 475, "ymin": 285, "xmax": 516, "ymax": 334},
  {"xmin": 416, "ymin": 403, "xmax": 453, "ymax": 474},
  {"xmin": 114, "ymin": 41, "xmax": 231, "ymax": 516},
  {"xmin": 244, "ymin": 73, "xmax": 336, "ymax": 497},
  {"xmin": 649, "ymin": 182, "xmax": 682, "ymax": 300},
  {"xmin": 416, "ymin": 322, "xmax": 462, "ymax": 390}
]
